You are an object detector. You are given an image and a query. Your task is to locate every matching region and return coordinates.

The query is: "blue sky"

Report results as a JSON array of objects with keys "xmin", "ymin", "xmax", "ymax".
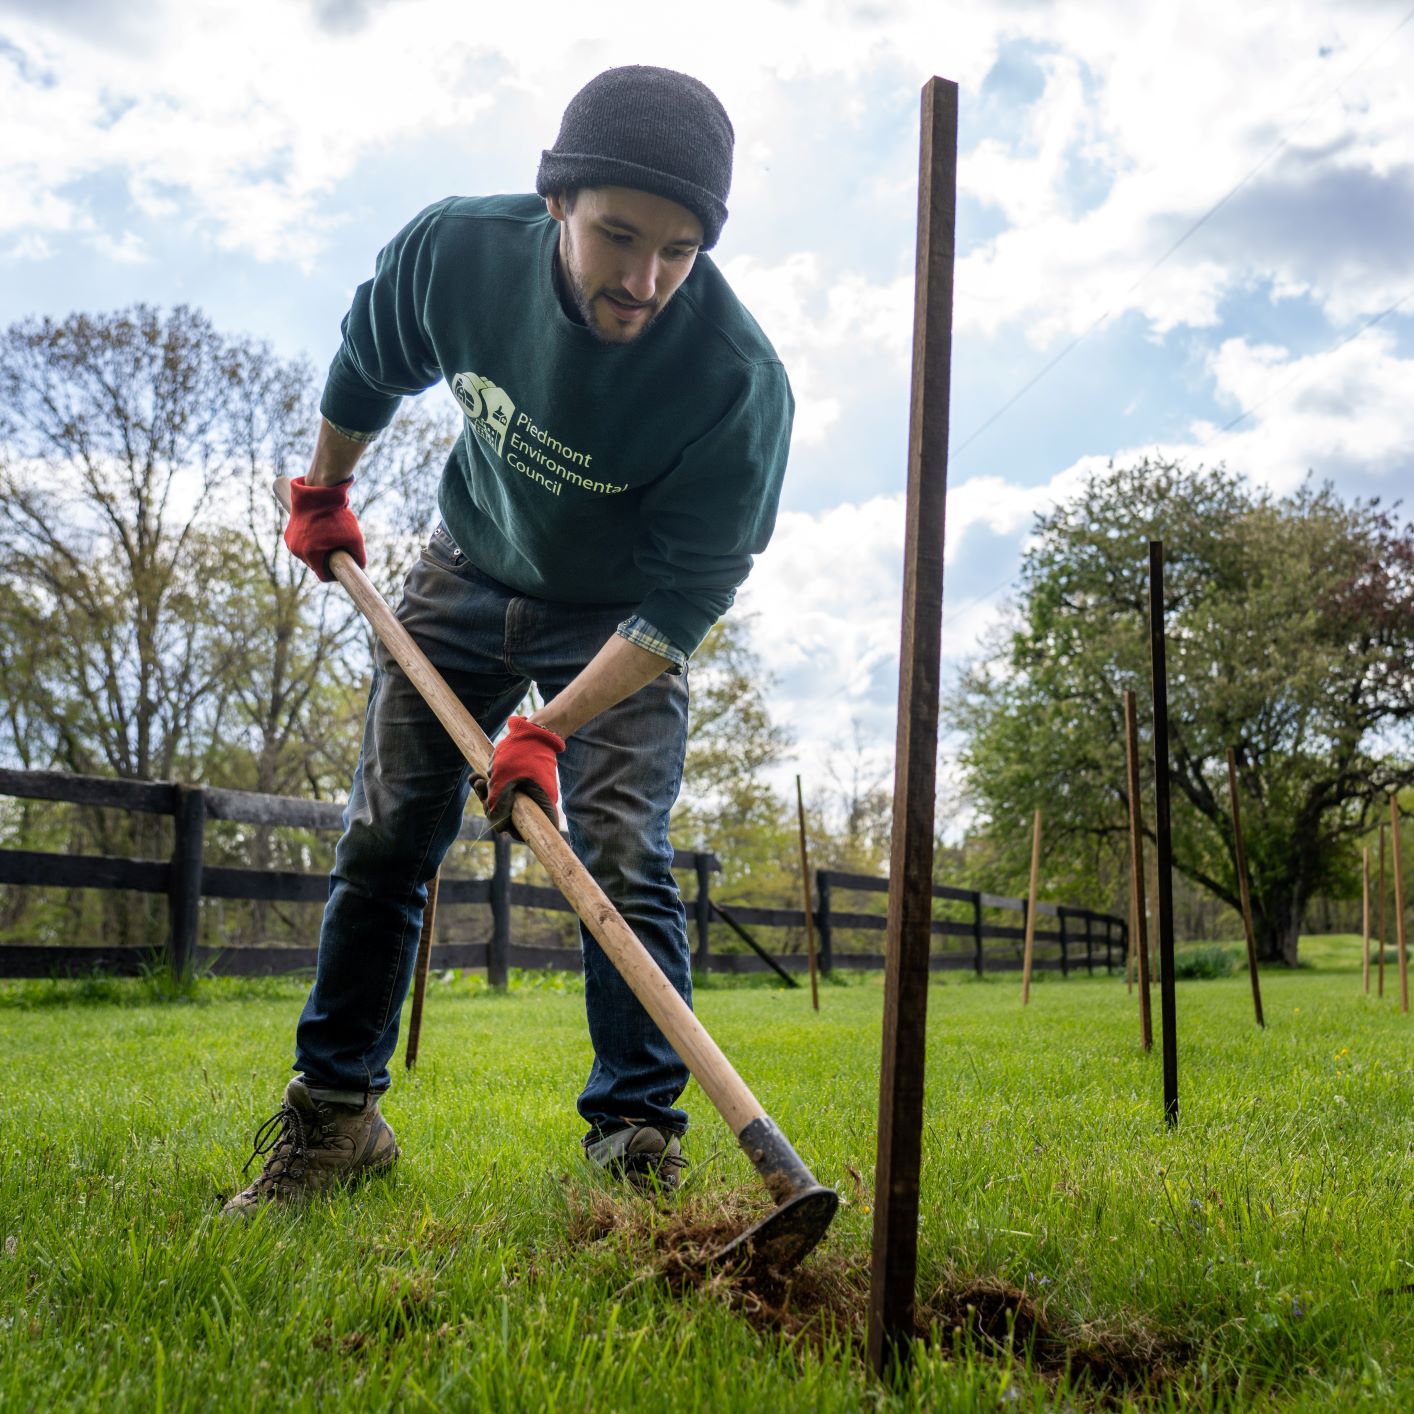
[{"xmin": 3, "ymin": 0, "xmax": 1412, "ymax": 811}]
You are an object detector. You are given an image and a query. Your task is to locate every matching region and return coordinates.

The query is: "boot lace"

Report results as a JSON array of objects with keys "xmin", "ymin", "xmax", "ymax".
[
  {"xmin": 621, "ymin": 1139, "xmax": 687, "ymax": 1191},
  {"xmin": 241, "ymin": 1099, "xmax": 356, "ymax": 1192},
  {"xmin": 626, "ymin": 1148, "xmax": 687, "ymax": 1181}
]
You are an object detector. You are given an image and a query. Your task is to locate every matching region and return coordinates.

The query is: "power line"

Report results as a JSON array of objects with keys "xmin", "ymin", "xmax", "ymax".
[{"xmin": 948, "ymin": 4, "xmax": 1414, "ymax": 463}]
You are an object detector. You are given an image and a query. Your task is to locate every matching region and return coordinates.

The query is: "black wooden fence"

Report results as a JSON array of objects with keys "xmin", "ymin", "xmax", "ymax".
[
  {"xmin": 0, "ymin": 768, "xmax": 1126, "ymax": 982},
  {"xmin": 725, "ymin": 870, "xmax": 1126, "ymax": 978}
]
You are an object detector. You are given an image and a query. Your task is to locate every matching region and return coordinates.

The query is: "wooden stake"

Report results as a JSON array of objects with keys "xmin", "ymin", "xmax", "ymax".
[
  {"xmin": 1378, "ymin": 822, "xmax": 1387, "ymax": 998},
  {"xmin": 795, "ymin": 775, "xmax": 820, "ymax": 1012},
  {"xmin": 1123, "ymin": 691, "xmax": 1153, "ymax": 1051},
  {"xmin": 1020, "ymin": 808, "xmax": 1042, "ymax": 1006},
  {"xmin": 868, "ymin": 74, "xmax": 957, "ymax": 1381},
  {"xmin": 1149, "ymin": 541, "xmax": 1179, "ymax": 1127},
  {"xmin": 1393, "ymin": 796, "xmax": 1409, "ymax": 1015},
  {"xmin": 1225, "ymin": 748, "xmax": 1265, "ymax": 1028},
  {"xmin": 1362, "ymin": 845, "xmax": 1371, "ymax": 995},
  {"xmin": 404, "ymin": 869, "xmax": 440, "ymax": 1069}
]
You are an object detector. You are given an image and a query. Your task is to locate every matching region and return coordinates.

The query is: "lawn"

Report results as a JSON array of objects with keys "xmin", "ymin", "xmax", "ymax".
[{"xmin": 1, "ymin": 937, "xmax": 1410, "ymax": 1411}]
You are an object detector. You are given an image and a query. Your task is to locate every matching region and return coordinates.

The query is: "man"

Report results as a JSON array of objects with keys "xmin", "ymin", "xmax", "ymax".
[{"xmin": 224, "ymin": 66, "xmax": 792, "ymax": 1214}]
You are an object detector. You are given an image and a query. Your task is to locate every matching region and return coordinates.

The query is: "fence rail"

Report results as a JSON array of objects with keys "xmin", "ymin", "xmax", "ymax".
[{"xmin": 0, "ymin": 768, "xmax": 1126, "ymax": 982}]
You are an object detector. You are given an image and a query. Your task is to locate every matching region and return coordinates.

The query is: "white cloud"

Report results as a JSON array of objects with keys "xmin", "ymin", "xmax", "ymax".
[
  {"xmin": 981, "ymin": 325, "xmax": 1414, "ymax": 499},
  {"xmin": 961, "ymin": 50, "xmax": 1103, "ymax": 230},
  {"xmin": 86, "ymin": 229, "xmax": 148, "ymax": 265},
  {"xmin": 1186, "ymin": 326, "xmax": 1414, "ymax": 491},
  {"xmin": 945, "ymin": 2, "xmax": 1414, "ymax": 343},
  {"xmin": 734, "ymin": 463, "xmax": 1087, "ymax": 791},
  {"xmin": 935, "ymin": 326, "xmax": 1414, "ymax": 662},
  {"xmin": 719, "ymin": 252, "xmax": 912, "ymax": 446},
  {"xmin": 742, "ymin": 495, "xmax": 903, "ymax": 687},
  {"xmin": 1, "ymin": 1, "xmax": 496, "ymax": 264},
  {"xmin": 3, "ymin": 233, "xmax": 56, "ymax": 262}
]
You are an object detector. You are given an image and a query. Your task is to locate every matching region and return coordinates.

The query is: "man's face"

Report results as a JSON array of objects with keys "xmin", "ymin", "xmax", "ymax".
[{"xmin": 546, "ymin": 186, "xmax": 703, "ymax": 344}]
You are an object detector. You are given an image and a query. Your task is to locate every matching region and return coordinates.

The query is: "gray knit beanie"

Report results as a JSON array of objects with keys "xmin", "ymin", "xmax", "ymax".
[{"xmin": 537, "ymin": 66, "xmax": 734, "ymax": 249}]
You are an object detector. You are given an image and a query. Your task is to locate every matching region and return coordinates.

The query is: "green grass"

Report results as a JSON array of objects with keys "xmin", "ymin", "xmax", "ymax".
[{"xmin": 1, "ymin": 938, "xmax": 1411, "ymax": 1411}]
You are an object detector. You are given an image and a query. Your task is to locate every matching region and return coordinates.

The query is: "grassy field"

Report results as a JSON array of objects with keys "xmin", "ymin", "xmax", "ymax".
[{"xmin": 1, "ymin": 937, "xmax": 1411, "ymax": 1411}]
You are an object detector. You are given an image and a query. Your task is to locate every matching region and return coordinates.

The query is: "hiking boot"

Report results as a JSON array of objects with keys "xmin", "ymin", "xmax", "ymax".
[
  {"xmin": 221, "ymin": 1078, "xmax": 399, "ymax": 1218},
  {"xmin": 583, "ymin": 1124, "xmax": 686, "ymax": 1194}
]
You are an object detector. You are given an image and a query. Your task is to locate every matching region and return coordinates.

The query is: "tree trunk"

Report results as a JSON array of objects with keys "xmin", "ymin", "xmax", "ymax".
[{"xmin": 1255, "ymin": 888, "xmax": 1304, "ymax": 966}]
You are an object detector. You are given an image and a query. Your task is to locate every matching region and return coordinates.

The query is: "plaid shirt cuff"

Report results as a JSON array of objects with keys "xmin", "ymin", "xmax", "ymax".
[
  {"xmin": 616, "ymin": 615, "xmax": 687, "ymax": 673},
  {"xmin": 323, "ymin": 417, "xmax": 381, "ymax": 445}
]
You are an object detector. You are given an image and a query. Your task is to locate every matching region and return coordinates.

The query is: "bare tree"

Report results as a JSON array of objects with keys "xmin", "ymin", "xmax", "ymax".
[{"xmin": 0, "ymin": 305, "xmax": 456, "ymax": 946}]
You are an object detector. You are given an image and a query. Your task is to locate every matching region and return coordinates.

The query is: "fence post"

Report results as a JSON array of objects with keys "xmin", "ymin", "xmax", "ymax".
[
  {"xmin": 1084, "ymin": 912, "xmax": 1094, "ymax": 975},
  {"xmin": 694, "ymin": 854, "xmax": 712, "ymax": 972},
  {"xmin": 972, "ymin": 890, "xmax": 984, "ymax": 976},
  {"xmin": 816, "ymin": 870, "xmax": 833, "ymax": 972},
  {"xmin": 489, "ymin": 835, "xmax": 511, "ymax": 989},
  {"xmin": 168, "ymin": 785, "xmax": 206, "ymax": 984},
  {"xmin": 1058, "ymin": 907, "xmax": 1069, "ymax": 978}
]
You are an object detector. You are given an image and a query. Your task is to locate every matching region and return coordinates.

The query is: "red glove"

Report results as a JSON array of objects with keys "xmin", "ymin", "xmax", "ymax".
[
  {"xmin": 486, "ymin": 716, "xmax": 565, "ymax": 836},
  {"xmin": 283, "ymin": 476, "xmax": 367, "ymax": 582}
]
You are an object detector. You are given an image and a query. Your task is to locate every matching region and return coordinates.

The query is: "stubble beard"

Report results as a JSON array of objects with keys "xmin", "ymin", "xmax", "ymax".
[{"xmin": 557, "ymin": 228, "xmax": 662, "ymax": 345}]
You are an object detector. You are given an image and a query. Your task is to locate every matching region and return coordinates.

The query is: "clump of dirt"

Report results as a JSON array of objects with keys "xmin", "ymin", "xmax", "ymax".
[
  {"xmin": 558, "ymin": 1184, "xmax": 1190, "ymax": 1403},
  {"xmin": 562, "ymin": 1183, "xmax": 865, "ymax": 1344},
  {"xmin": 925, "ymin": 1277, "xmax": 1187, "ymax": 1398}
]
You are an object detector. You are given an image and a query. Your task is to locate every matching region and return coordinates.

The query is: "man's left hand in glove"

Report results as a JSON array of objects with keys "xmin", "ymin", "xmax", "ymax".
[
  {"xmin": 475, "ymin": 636, "xmax": 674, "ymax": 838},
  {"xmin": 482, "ymin": 716, "xmax": 566, "ymax": 837}
]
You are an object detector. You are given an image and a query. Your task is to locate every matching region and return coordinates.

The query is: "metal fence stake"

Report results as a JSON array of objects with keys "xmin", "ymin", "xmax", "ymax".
[
  {"xmin": 1362, "ymin": 846, "xmax": 1371, "ymax": 995},
  {"xmin": 1392, "ymin": 796, "xmax": 1409, "ymax": 1014},
  {"xmin": 1149, "ymin": 540, "xmax": 1180, "ymax": 1127}
]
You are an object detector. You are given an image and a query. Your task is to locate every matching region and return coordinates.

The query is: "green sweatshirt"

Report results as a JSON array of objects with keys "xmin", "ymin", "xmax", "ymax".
[{"xmin": 320, "ymin": 194, "xmax": 794, "ymax": 661}]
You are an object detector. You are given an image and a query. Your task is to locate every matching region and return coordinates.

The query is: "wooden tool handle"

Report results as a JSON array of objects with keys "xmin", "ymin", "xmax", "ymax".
[{"xmin": 275, "ymin": 478, "xmax": 764, "ymax": 1133}]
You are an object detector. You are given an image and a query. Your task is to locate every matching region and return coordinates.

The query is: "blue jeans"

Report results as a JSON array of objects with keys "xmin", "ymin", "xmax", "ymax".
[{"xmin": 294, "ymin": 524, "xmax": 693, "ymax": 1134}]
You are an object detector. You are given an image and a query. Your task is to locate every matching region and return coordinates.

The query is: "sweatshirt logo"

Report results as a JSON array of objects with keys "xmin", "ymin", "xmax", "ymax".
[
  {"xmin": 451, "ymin": 369, "xmax": 628, "ymax": 499},
  {"xmin": 452, "ymin": 371, "xmax": 515, "ymax": 457}
]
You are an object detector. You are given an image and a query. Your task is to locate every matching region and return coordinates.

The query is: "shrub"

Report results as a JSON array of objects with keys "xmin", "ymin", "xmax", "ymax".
[{"xmin": 1173, "ymin": 944, "xmax": 1240, "ymax": 980}]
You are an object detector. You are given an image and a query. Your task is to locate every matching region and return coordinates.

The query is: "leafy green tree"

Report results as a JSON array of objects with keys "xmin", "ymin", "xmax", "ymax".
[
  {"xmin": 951, "ymin": 459, "xmax": 1414, "ymax": 964},
  {"xmin": 673, "ymin": 615, "xmax": 796, "ymax": 900}
]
